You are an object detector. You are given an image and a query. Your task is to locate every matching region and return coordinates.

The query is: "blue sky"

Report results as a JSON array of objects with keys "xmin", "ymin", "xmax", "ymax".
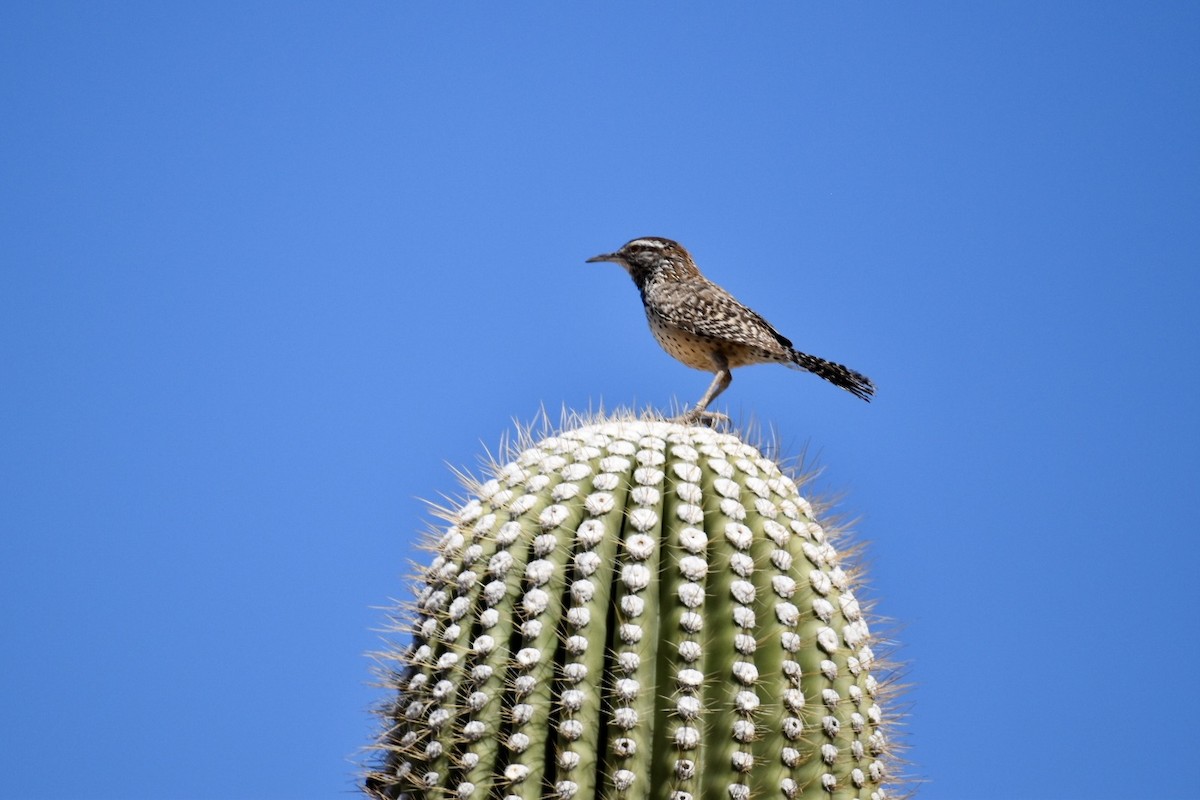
[{"xmin": 2, "ymin": 3, "xmax": 1197, "ymax": 798}]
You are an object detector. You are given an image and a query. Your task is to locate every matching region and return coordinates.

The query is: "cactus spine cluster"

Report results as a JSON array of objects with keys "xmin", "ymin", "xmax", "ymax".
[{"xmin": 367, "ymin": 417, "xmax": 898, "ymax": 800}]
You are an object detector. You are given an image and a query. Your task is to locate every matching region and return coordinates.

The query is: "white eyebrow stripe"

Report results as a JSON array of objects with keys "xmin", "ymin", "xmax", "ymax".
[{"xmin": 626, "ymin": 238, "xmax": 668, "ymax": 249}]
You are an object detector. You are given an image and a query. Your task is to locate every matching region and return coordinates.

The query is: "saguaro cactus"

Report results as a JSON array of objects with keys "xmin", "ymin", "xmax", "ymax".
[{"xmin": 366, "ymin": 417, "xmax": 900, "ymax": 800}]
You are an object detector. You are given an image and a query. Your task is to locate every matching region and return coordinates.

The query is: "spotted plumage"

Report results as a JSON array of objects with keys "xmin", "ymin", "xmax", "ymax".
[{"xmin": 586, "ymin": 236, "xmax": 875, "ymax": 419}]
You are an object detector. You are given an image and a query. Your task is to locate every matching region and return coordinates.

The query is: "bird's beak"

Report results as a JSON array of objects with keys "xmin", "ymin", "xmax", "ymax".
[{"xmin": 586, "ymin": 252, "xmax": 616, "ymax": 264}]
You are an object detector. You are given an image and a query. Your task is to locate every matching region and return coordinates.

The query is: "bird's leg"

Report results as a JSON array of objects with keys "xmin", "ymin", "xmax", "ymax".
[
  {"xmin": 695, "ymin": 367, "xmax": 732, "ymax": 412},
  {"xmin": 677, "ymin": 358, "xmax": 732, "ymax": 426}
]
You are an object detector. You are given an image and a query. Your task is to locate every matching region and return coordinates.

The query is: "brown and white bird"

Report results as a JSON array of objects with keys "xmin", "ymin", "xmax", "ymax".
[{"xmin": 587, "ymin": 237, "xmax": 874, "ymax": 421}]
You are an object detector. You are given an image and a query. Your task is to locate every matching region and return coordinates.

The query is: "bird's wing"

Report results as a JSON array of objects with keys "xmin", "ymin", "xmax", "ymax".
[{"xmin": 655, "ymin": 279, "xmax": 794, "ymax": 351}]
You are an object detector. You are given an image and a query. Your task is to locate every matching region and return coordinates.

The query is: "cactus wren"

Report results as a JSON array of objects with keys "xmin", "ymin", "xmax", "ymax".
[{"xmin": 587, "ymin": 237, "xmax": 875, "ymax": 420}]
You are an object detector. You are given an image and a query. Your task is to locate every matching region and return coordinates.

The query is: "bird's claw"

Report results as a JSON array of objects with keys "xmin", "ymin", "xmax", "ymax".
[{"xmin": 673, "ymin": 408, "xmax": 731, "ymax": 428}]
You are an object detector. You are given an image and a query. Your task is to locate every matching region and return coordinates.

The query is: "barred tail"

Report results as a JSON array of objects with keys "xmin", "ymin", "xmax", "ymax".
[{"xmin": 789, "ymin": 349, "xmax": 876, "ymax": 401}]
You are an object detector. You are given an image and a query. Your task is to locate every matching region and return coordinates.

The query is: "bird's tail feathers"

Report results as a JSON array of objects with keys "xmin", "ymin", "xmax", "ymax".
[{"xmin": 788, "ymin": 349, "xmax": 875, "ymax": 402}]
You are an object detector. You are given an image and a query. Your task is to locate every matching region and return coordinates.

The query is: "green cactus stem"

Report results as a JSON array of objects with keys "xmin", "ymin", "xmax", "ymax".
[{"xmin": 366, "ymin": 417, "xmax": 901, "ymax": 800}]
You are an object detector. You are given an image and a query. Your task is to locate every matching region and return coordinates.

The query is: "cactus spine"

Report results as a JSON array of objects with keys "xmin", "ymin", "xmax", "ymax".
[{"xmin": 367, "ymin": 417, "xmax": 899, "ymax": 800}]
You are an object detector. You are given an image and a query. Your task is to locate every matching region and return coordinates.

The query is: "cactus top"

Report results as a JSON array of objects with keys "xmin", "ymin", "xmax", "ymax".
[{"xmin": 367, "ymin": 418, "xmax": 897, "ymax": 800}]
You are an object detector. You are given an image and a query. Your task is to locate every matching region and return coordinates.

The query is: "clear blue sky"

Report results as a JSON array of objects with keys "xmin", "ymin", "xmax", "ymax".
[{"xmin": 2, "ymin": 3, "xmax": 1197, "ymax": 798}]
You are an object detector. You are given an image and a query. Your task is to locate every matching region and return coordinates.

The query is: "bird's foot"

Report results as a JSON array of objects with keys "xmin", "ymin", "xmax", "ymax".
[{"xmin": 673, "ymin": 408, "xmax": 731, "ymax": 428}]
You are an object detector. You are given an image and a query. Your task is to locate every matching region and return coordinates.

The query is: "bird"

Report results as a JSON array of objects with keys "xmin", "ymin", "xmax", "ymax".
[{"xmin": 586, "ymin": 236, "xmax": 875, "ymax": 422}]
